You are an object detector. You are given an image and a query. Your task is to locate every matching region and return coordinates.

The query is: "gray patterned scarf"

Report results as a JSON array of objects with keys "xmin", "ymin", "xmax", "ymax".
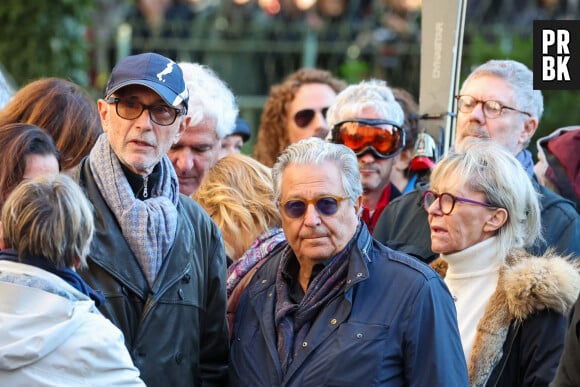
[{"xmin": 89, "ymin": 133, "xmax": 178, "ymax": 286}]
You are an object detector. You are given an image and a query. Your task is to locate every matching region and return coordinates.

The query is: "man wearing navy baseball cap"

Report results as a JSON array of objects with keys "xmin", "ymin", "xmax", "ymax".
[{"xmin": 76, "ymin": 52, "xmax": 229, "ymax": 386}]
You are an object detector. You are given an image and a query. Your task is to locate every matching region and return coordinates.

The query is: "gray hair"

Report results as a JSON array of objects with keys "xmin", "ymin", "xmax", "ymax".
[
  {"xmin": 326, "ymin": 79, "xmax": 405, "ymax": 131},
  {"xmin": 431, "ymin": 139, "xmax": 542, "ymax": 258},
  {"xmin": 1, "ymin": 174, "xmax": 94, "ymax": 268},
  {"xmin": 178, "ymin": 62, "xmax": 238, "ymax": 139},
  {"xmin": 272, "ymin": 137, "xmax": 363, "ymax": 204},
  {"xmin": 461, "ymin": 59, "xmax": 544, "ymax": 121}
]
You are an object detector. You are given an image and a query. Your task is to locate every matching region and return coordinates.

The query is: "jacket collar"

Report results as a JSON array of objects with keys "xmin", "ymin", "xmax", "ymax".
[{"xmin": 249, "ymin": 222, "xmax": 374, "ymax": 297}]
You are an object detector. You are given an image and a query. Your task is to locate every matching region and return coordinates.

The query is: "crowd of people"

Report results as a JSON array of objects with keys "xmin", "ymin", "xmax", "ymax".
[{"xmin": 0, "ymin": 48, "xmax": 578, "ymax": 387}]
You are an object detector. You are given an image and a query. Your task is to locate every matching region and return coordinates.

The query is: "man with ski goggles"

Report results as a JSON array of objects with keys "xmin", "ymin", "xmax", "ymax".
[
  {"xmin": 327, "ymin": 79, "xmax": 406, "ymax": 234},
  {"xmin": 331, "ymin": 118, "xmax": 406, "ymax": 159}
]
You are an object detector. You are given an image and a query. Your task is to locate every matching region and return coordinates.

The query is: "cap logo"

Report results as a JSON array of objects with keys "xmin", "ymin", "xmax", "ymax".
[{"xmin": 157, "ymin": 62, "xmax": 175, "ymax": 83}]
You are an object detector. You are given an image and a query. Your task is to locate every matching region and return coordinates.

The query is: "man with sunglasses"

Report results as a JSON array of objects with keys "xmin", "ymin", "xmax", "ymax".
[
  {"xmin": 374, "ymin": 59, "xmax": 580, "ymax": 263},
  {"xmin": 75, "ymin": 53, "xmax": 229, "ymax": 386},
  {"xmin": 228, "ymin": 137, "xmax": 469, "ymax": 386},
  {"xmin": 253, "ymin": 68, "xmax": 347, "ymax": 167},
  {"xmin": 327, "ymin": 79, "xmax": 406, "ymax": 234}
]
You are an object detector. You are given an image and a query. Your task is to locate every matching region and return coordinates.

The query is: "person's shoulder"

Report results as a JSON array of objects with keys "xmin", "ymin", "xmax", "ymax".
[
  {"xmin": 246, "ymin": 245, "xmax": 286, "ymax": 283},
  {"xmin": 371, "ymin": 241, "xmax": 439, "ymax": 281},
  {"xmin": 178, "ymin": 193, "xmax": 207, "ymax": 215},
  {"xmin": 177, "ymin": 194, "xmax": 222, "ymax": 238},
  {"xmin": 537, "ymin": 184, "xmax": 578, "ymax": 216},
  {"xmin": 379, "ymin": 183, "xmax": 428, "ymax": 221},
  {"xmin": 386, "ymin": 186, "xmax": 423, "ymax": 209},
  {"xmin": 504, "ymin": 249, "xmax": 580, "ymax": 319}
]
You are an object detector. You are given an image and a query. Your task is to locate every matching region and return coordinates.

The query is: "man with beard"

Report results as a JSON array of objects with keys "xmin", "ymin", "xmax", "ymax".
[
  {"xmin": 75, "ymin": 53, "xmax": 229, "ymax": 386},
  {"xmin": 373, "ymin": 59, "xmax": 580, "ymax": 263},
  {"xmin": 326, "ymin": 79, "xmax": 405, "ymax": 234}
]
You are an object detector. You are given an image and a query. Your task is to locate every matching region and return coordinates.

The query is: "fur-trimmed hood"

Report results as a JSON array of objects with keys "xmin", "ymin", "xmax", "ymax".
[{"xmin": 431, "ymin": 248, "xmax": 580, "ymax": 387}]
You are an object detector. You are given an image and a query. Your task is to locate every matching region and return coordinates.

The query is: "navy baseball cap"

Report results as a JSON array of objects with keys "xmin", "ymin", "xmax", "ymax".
[
  {"xmin": 105, "ymin": 52, "xmax": 189, "ymax": 111},
  {"xmin": 232, "ymin": 117, "xmax": 251, "ymax": 141}
]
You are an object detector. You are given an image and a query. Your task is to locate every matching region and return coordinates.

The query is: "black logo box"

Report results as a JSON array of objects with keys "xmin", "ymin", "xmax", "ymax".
[{"xmin": 533, "ymin": 20, "xmax": 580, "ymax": 90}]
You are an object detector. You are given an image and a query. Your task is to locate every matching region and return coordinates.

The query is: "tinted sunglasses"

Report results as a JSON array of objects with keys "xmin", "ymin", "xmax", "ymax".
[
  {"xmin": 281, "ymin": 195, "xmax": 351, "ymax": 218},
  {"xmin": 332, "ymin": 119, "xmax": 405, "ymax": 159},
  {"xmin": 293, "ymin": 107, "xmax": 330, "ymax": 128}
]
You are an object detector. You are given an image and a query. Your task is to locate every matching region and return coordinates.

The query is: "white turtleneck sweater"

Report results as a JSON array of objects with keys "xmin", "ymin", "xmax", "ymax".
[{"xmin": 441, "ymin": 236, "xmax": 503, "ymax": 362}]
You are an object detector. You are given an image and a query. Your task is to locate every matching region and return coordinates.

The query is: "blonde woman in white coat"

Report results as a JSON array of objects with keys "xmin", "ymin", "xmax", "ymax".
[{"xmin": 425, "ymin": 139, "xmax": 580, "ymax": 387}]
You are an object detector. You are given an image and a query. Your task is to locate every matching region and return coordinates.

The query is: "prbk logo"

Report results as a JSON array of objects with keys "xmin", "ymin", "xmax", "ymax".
[{"xmin": 534, "ymin": 20, "xmax": 580, "ymax": 90}]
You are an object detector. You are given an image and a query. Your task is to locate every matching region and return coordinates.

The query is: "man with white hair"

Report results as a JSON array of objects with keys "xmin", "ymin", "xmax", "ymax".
[
  {"xmin": 168, "ymin": 62, "xmax": 238, "ymax": 196},
  {"xmin": 326, "ymin": 79, "xmax": 406, "ymax": 234}
]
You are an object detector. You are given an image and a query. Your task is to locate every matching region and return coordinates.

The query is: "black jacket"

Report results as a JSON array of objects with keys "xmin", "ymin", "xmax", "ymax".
[
  {"xmin": 76, "ymin": 159, "xmax": 229, "ymax": 387},
  {"xmin": 551, "ymin": 295, "xmax": 580, "ymax": 387}
]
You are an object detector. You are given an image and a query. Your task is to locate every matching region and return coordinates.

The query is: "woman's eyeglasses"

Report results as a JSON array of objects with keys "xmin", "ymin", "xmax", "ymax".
[
  {"xmin": 106, "ymin": 97, "xmax": 185, "ymax": 126},
  {"xmin": 455, "ymin": 95, "xmax": 531, "ymax": 119},
  {"xmin": 332, "ymin": 119, "xmax": 405, "ymax": 159},
  {"xmin": 281, "ymin": 195, "xmax": 351, "ymax": 218},
  {"xmin": 422, "ymin": 190, "xmax": 497, "ymax": 215},
  {"xmin": 293, "ymin": 107, "xmax": 330, "ymax": 128}
]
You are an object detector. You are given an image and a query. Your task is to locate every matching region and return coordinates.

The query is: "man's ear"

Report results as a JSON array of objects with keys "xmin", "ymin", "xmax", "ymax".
[
  {"xmin": 483, "ymin": 207, "xmax": 508, "ymax": 233},
  {"xmin": 354, "ymin": 196, "xmax": 363, "ymax": 217},
  {"xmin": 97, "ymin": 99, "xmax": 110, "ymax": 132},
  {"xmin": 174, "ymin": 116, "xmax": 190, "ymax": 144},
  {"xmin": 519, "ymin": 116, "xmax": 538, "ymax": 147}
]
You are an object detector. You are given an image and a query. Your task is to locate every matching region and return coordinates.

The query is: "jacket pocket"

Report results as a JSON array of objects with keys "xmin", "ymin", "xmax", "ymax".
[{"xmin": 322, "ymin": 322, "xmax": 391, "ymax": 386}]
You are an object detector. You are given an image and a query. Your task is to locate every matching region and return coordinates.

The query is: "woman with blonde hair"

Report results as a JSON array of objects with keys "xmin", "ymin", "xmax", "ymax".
[
  {"xmin": 194, "ymin": 153, "xmax": 286, "ymax": 332},
  {"xmin": 426, "ymin": 139, "xmax": 580, "ymax": 386},
  {"xmin": 195, "ymin": 153, "xmax": 283, "ymax": 264}
]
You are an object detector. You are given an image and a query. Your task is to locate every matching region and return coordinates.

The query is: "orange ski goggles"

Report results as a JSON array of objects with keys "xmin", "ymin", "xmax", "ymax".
[{"xmin": 332, "ymin": 119, "xmax": 405, "ymax": 159}]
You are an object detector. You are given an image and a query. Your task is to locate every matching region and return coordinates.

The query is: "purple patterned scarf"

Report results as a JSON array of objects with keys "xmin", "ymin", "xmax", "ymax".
[
  {"xmin": 274, "ymin": 242, "xmax": 352, "ymax": 373},
  {"xmin": 227, "ymin": 227, "xmax": 286, "ymax": 297}
]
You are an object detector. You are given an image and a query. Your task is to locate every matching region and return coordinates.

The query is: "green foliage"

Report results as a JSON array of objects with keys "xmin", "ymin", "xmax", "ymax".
[
  {"xmin": 462, "ymin": 28, "xmax": 580, "ymax": 157},
  {"xmin": 339, "ymin": 58, "xmax": 370, "ymax": 84},
  {"xmin": 0, "ymin": 0, "xmax": 95, "ymax": 88}
]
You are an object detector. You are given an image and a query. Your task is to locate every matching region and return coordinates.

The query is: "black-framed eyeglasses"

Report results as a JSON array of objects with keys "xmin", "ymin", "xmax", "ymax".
[
  {"xmin": 281, "ymin": 195, "xmax": 351, "ymax": 218},
  {"xmin": 106, "ymin": 97, "xmax": 185, "ymax": 126},
  {"xmin": 293, "ymin": 107, "xmax": 330, "ymax": 128},
  {"xmin": 422, "ymin": 190, "xmax": 497, "ymax": 215},
  {"xmin": 456, "ymin": 95, "xmax": 531, "ymax": 119},
  {"xmin": 332, "ymin": 118, "xmax": 406, "ymax": 159}
]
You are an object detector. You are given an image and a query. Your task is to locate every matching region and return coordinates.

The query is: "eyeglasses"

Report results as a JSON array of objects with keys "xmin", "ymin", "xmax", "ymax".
[
  {"xmin": 281, "ymin": 195, "xmax": 351, "ymax": 218},
  {"xmin": 422, "ymin": 190, "xmax": 496, "ymax": 215},
  {"xmin": 106, "ymin": 97, "xmax": 186, "ymax": 126},
  {"xmin": 293, "ymin": 107, "xmax": 330, "ymax": 128},
  {"xmin": 332, "ymin": 119, "xmax": 406, "ymax": 159},
  {"xmin": 456, "ymin": 95, "xmax": 531, "ymax": 119}
]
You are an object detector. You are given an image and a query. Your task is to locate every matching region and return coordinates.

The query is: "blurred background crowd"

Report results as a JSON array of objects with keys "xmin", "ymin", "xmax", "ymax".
[{"xmin": 0, "ymin": 0, "xmax": 578, "ymax": 154}]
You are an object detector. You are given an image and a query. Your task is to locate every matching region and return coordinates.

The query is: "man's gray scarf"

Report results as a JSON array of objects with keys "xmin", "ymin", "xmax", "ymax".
[{"xmin": 89, "ymin": 133, "xmax": 178, "ymax": 286}]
